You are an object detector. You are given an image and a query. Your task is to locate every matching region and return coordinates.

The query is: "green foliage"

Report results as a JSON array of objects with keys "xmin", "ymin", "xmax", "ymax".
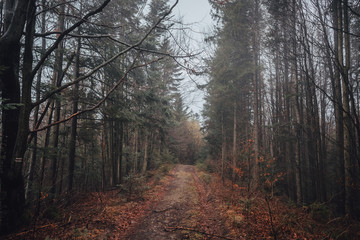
[
  {"xmin": 196, "ymin": 161, "xmax": 209, "ymax": 172},
  {"xmin": 120, "ymin": 174, "xmax": 149, "ymax": 199},
  {"xmin": 150, "ymin": 164, "xmax": 173, "ymax": 183},
  {"xmin": 309, "ymin": 202, "xmax": 332, "ymax": 223},
  {"xmin": 203, "ymin": 0, "xmax": 256, "ymax": 180},
  {"xmin": 195, "ymin": 146, "xmax": 211, "ymax": 171},
  {"xmin": 280, "ymin": 211, "xmax": 300, "ymax": 229},
  {"xmin": 158, "ymin": 163, "xmax": 171, "ymax": 175},
  {"xmin": 73, "ymin": 227, "xmax": 88, "ymax": 238},
  {"xmin": 238, "ymin": 197, "xmax": 255, "ymax": 214},
  {"xmin": 151, "ymin": 148, "xmax": 177, "ymax": 170},
  {"xmin": 0, "ymin": 65, "xmax": 8, "ymax": 72},
  {"xmin": 199, "ymin": 172, "xmax": 212, "ymax": 185},
  {"xmin": 43, "ymin": 206, "xmax": 60, "ymax": 220},
  {"xmin": 0, "ymin": 98, "xmax": 23, "ymax": 110}
]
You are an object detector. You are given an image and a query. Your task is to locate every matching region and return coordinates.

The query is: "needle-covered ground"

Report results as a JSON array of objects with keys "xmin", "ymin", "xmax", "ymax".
[{"xmin": 6, "ymin": 164, "xmax": 360, "ymax": 239}]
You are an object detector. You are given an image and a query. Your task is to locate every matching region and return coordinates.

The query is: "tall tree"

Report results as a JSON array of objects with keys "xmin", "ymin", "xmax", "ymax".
[
  {"xmin": 0, "ymin": 0, "xmax": 34, "ymax": 232},
  {"xmin": 1, "ymin": 0, "xmax": 187, "ymax": 232}
]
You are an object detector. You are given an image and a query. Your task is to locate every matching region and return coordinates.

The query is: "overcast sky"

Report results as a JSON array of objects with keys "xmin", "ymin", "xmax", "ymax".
[
  {"xmin": 172, "ymin": 0, "xmax": 214, "ymax": 118},
  {"xmin": 174, "ymin": 0, "xmax": 212, "ymax": 27}
]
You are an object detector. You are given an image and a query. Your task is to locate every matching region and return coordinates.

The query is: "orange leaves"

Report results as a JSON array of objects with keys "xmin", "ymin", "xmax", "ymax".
[
  {"xmin": 205, "ymin": 174, "xmax": 331, "ymax": 240},
  {"xmin": 257, "ymin": 156, "xmax": 265, "ymax": 163},
  {"xmin": 40, "ymin": 192, "xmax": 49, "ymax": 200},
  {"xmin": 6, "ymin": 172, "xmax": 174, "ymax": 240},
  {"xmin": 233, "ymin": 183, "xmax": 246, "ymax": 191},
  {"xmin": 233, "ymin": 166, "xmax": 244, "ymax": 177}
]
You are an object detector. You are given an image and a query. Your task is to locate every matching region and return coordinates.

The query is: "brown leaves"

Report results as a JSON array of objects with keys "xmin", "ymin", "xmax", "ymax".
[
  {"xmin": 202, "ymin": 172, "xmax": 337, "ymax": 240},
  {"xmin": 6, "ymin": 172, "xmax": 174, "ymax": 240}
]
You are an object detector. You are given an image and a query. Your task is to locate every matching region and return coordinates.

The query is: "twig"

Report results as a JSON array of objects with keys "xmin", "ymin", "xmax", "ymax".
[
  {"xmin": 153, "ymin": 206, "xmax": 177, "ymax": 213},
  {"xmin": 14, "ymin": 224, "xmax": 56, "ymax": 236},
  {"xmin": 336, "ymin": 226, "xmax": 350, "ymax": 240},
  {"xmin": 165, "ymin": 226, "xmax": 234, "ymax": 240},
  {"xmin": 265, "ymin": 196, "xmax": 278, "ymax": 240},
  {"xmin": 326, "ymin": 217, "xmax": 343, "ymax": 225}
]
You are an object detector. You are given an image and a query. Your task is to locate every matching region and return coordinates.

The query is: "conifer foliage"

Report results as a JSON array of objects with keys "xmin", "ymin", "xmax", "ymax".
[
  {"xmin": 0, "ymin": 0, "xmax": 203, "ymax": 233},
  {"xmin": 204, "ymin": 0, "xmax": 360, "ymax": 219}
]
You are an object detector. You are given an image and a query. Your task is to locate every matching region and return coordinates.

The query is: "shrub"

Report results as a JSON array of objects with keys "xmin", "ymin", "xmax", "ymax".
[
  {"xmin": 120, "ymin": 174, "xmax": 149, "ymax": 199},
  {"xmin": 309, "ymin": 202, "xmax": 332, "ymax": 222},
  {"xmin": 200, "ymin": 172, "xmax": 212, "ymax": 184},
  {"xmin": 43, "ymin": 206, "xmax": 60, "ymax": 220}
]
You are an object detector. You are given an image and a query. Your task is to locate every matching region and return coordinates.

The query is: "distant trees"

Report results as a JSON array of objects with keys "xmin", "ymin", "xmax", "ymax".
[
  {"xmin": 0, "ymin": 0, "xmax": 205, "ymax": 233},
  {"xmin": 205, "ymin": 0, "xmax": 254, "ymax": 184},
  {"xmin": 205, "ymin": 0, "xmax": 360, "ymax": 218}
]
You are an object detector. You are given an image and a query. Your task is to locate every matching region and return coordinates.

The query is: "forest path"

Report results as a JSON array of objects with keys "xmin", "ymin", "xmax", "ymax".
[{"xmin": 127, "ymin": 164, "xmax": 229, "ymax": 240}]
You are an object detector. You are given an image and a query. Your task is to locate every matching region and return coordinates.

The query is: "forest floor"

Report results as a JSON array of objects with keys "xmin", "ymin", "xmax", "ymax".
[{"xmin": 5, "ymin": 164, "xmax": 360, "ymax": 239}]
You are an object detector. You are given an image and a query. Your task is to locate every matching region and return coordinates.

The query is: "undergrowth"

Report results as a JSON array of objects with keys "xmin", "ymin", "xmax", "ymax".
[{"xmin": 198, "ymin": 168, "xmax": 360, "ymax": 240}]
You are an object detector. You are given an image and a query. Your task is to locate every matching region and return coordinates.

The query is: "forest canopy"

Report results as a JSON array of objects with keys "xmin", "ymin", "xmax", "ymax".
[
  {"xmin": 204, "ymin": 0, "xmax": 360, "ymax": 219},
  {"xmin": 1, "ymin": 0, "xmax": 360, "ymax": 235},
  {"xmin": 0, "ymin": 0, "xmax": 205, "ymax": 233}
]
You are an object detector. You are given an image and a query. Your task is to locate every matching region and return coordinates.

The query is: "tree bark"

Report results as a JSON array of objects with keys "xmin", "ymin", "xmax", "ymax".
[
  {"xmin": 251, "ymin": 0, "xmax": 260, "ymax": 191},
  {"xmin": 221, "ymin": 111, "xmax": 225, "ymax": 183},
  {"xmin": 142, "ymin": 132, "xmax": 149, "ymax": 174},
  {"xmin": 232, "ymin": 101, "xmax": 237, "ymax": 182},
  {"xmin": 342, "ymin": 0, "xmax": 353, "ymax": 215},
  {"xmin": 291, "ymin": 0, "xmax": 302, "ymax": 205},
  {"xmin": 0, "ymin": 0, "xmax": 32, "ymax": 233},
  {"xmin": 68, "ymin": 37, "xmax": 81, "ymax": 192},
  {"xmin": 25, "ymin": 0, "xmax": 46, "ymax": 203},
  {"xmin": 51, "ymin": 0, "xmax": 66, "ymax": 196}
]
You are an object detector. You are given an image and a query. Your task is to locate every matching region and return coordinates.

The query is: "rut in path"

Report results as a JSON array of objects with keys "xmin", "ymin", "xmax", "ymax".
[{"xmin": 128, "ymin": 164, "xmax": 229, "ymax": 240}]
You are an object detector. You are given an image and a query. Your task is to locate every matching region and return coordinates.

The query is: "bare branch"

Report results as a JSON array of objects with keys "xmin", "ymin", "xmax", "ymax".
[
  {"xmin": 35, "ymin": 0, "xmax": 78, "ymax": 16},
  {"xmin": 30, "ymin": 0, "xmax": 111, "ymax": 81},
  {"xmin": 31, "ymin": 54, "xmax": 166, "ymax": 133},
  {"xmin": 32, "ymin": 0, "xmax": 180, "ymax": 108},
  {"xmin": 31, "ymin": 54, "xmax": 138, "ymax": 133}
]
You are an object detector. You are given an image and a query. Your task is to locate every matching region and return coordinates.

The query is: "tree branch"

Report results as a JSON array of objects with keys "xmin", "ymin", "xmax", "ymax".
[
  {"xmin": 31, "ymin": 54, "xmax": 138, "ymax": 133},
  {"xmin": 32, "ymin": 0, "xmax": 179, "ymax": 108},
  {"xmin": 30, "ymin": 0, "xmax": 111, "ymax": 81},
  {"xmin": 0, "ymin": 0, "xmax": 30, "ymax": 45},
  {"xmin": 31, "ymin": 53, "xmax": 167, "ymax": 133}
]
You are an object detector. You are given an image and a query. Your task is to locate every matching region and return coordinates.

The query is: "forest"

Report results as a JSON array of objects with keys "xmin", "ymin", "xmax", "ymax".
[{"xmin": 1, "ymin": 0, "xmax": 360, "ymax": 239}]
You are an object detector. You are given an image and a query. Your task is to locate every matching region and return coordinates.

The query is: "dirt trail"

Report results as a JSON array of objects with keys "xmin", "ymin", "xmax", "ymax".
[{"xmin": 128, "ymin": 164, "xmax": 228, "ymax": 240}]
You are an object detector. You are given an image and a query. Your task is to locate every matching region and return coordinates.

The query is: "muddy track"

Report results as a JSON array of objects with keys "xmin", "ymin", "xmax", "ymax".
[{"xmin": 127, "ymin": 165, "xmax": 229, "ymax": 240}]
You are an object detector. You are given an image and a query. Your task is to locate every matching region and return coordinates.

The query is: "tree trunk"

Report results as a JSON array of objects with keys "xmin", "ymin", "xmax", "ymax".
[
  {"xmin": 68, "ymin": 37, "xmax": 81, "ymax": 192},
  {"xmin": 290, "ymin": 0, "xmax": 302, "ymax": 205},
  {"xmin": 221, "ymin": 111, "xmax": 225, "ymax": 183},
  {"xmin": 0, "ymin": 0, "xmax": 32, "ymax": 233},
  {"xmin": 50, "ymin": 0, "xmax": 66, "ymax": 196},
  {"xmin": 25, "ymin": 0, "xmax": 46, "ymax": 203},
  {"xmin": 251, "ymin": 0, "xmax": 260, "ymax": 191},
  {"xmin": 133, "ymin": 125, "xmax": 139, "ymax": 174},
  {"xmin": 36, "ymin": 102, "xmax": 55, "ymax": 215},
  {"xmin": 142, "ymin": 132, "xmax": 149, "ymax": 174},
  {"xmin": 232, "ymin": 101, "xmax": 237, "ymax": 182},
  {"xmin": 330, "ymin": 0, "xmax": 345, "ymax": 215},
  {"xmin": 101, "ymin": 126, "xmax": 107, "ymax": 190},
  {"xmin": 342, "ymin": 0, "xmax": 353, "ymax": 215}
]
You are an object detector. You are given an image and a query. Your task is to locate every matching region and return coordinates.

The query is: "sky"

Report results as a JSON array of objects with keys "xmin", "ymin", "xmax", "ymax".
[
  {"xmin": 171, "ymin": 0, "xmax": 214, "ymax": 118},
  {"xmin": 174, "ymin": 0, "xmax": 212, "ymax": 28}
]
